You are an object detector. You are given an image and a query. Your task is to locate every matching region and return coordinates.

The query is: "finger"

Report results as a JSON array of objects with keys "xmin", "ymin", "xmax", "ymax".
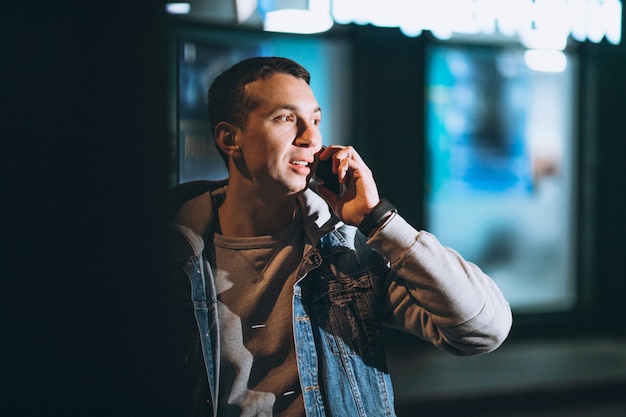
[
  {"xmin": 333, "ymin": 146, "xmax": 364, "ymax": 164},
  {"xmin": 319, "ymin": 145, "xmax": 343, "ymax": 162},
  {"xmin": 337, "ymin": 156, "xmax": 352, "ymax": 183},
  {"xmin": 317, "ymin": 146, "xmax": 333, "ymax": 161},
  {"xmin": 319, "ymin": 145, "xmax": 348, "ymax": 171}
]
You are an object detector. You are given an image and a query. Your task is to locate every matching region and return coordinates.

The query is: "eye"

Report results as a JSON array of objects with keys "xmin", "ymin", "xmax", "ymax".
[{"xmin": 275, "ymin": 114, "xmax": 294, "ymax": 122}]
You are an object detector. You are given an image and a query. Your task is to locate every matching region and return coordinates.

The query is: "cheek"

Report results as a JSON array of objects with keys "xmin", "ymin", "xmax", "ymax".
[
  {"xmin": 240, "ymin": 126, "xmax": 291, "ymax": 168},
  {"xmin": 242, "ymin": 143, "xmax": 276, "ymax": 175}
]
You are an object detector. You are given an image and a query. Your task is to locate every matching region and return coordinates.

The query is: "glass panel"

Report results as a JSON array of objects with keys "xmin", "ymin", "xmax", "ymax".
[{"xmin": 425, "ymin": 44, "xmax": 578, "ymax": 313}]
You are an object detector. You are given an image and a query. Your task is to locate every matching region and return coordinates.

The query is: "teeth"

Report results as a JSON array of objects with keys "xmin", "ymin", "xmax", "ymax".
[{"xmin": 292, "ymin": 161, "xmax": 308, "ymax": 166}]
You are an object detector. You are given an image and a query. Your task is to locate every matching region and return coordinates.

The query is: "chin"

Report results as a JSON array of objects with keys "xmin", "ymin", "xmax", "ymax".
[
  {"xmin": 288, "ymin": 185, "xmax": 307, "ymax": 195},
  {"xmin": 286, "ymin": 181, "xmax": 308, "ymax": 195}
]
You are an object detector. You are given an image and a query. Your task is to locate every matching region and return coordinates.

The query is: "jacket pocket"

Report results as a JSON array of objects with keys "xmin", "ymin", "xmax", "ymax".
[{"xmin": 309, "ymin": 272, "xmax": 387, "ymax": 370}]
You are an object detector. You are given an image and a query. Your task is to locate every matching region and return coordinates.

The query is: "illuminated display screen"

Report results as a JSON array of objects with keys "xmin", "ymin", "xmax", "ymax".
[{"xmin": 425, "ymin": 44, "xmax": 578, "ymax": 313}]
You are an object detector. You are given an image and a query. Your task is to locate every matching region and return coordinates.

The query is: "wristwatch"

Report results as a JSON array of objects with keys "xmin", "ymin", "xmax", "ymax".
[{"xmin": 358, "ymin": 198, "xmax": 397, "ymax": 237}]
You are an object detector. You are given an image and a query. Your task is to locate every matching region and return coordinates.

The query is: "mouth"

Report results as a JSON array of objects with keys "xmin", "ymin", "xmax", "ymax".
[
  {"xmin": 290, "ymin": 160, "xmax": 310, "ymax": 167},
  {"xmin": 289, "ymin": 159, "xmax": 313, "ymax": 176}
]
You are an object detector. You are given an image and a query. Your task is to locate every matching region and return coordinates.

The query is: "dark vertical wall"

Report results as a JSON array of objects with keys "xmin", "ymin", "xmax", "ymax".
[
  {"xmin": 585, "ymin": 20, "xmax": 626, "ymax": 336},
  {"xmin": 6, "ymin": 1, "xmax": 175, "ymax": 416},
  {"xmin": 350, "ymin": 26, "xmax": 426, "ymax": 229}
]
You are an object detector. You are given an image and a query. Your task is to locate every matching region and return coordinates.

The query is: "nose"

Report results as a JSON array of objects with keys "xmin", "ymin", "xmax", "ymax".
[{"xmin": 294, "ymin": 119, "xmax": 322, "ymax": 150}]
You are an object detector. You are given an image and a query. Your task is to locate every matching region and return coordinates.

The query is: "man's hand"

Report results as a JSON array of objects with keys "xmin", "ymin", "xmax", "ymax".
[{"xmin": 315, "ymin": 145, "xmax": 381, "ymax": 226}]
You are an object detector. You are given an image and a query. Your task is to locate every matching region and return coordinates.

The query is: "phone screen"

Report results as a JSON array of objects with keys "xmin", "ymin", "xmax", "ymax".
[{"xmin": 314, "ymin": 156, "xmax": 341, "ymax": 195}]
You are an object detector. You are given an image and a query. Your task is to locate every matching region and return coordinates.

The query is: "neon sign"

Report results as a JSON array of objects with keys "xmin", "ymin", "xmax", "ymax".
[
  {"xmin": 167, "ymin": 0, "xmax": 622, "ymax": 47},
  {"xmin": 332, "ymin": 0, "xmax": 622, "ymax": 48}
]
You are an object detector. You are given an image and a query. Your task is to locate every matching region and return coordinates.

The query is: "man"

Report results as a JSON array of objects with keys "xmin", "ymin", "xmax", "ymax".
[{"xmin": 169, "ymin": 56, "xmax": 512, "ymax": 416}]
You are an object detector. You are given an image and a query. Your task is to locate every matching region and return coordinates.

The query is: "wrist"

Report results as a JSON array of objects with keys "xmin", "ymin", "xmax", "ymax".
[{"xmin": 358, "ymin": 198, "xmax": 397, "ymax": 237}]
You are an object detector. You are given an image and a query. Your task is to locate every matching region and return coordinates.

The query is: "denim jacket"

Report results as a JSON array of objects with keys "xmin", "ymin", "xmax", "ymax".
[{"xmin": 169, "ymin": 180, "xmax": 512, "ymax": 417}]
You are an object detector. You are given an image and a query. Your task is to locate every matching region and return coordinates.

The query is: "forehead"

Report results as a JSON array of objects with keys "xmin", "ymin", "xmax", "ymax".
[{"xmin": 245, "ymin": 73, "xmax": 320, "ymax": 111}]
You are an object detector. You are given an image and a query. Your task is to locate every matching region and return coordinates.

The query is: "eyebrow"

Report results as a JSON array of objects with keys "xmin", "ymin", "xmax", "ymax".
[{"xmin": 274, "ymin": 103, "xmax": 322, "ymax": 114}]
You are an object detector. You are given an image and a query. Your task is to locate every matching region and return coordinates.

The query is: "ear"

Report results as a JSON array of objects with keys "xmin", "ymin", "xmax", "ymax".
[{"xmin": 214, "ymin": 122, "xmax": 241, "ymax": 158}]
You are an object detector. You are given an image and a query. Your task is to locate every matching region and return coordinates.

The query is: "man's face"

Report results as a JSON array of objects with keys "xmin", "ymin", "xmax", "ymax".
[{"xmin": 234, "ymin": 73, "xmax": 323, "ymax": 195}]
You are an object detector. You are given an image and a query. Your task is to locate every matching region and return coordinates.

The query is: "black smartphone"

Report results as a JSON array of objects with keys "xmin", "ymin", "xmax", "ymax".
[{"xmin": 312, "ymin": 148, "xmax": 342, "ymax": 195}]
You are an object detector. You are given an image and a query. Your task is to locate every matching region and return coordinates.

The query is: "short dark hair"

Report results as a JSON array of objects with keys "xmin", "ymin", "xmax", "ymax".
[{"xmin": 207, "ymin": 56, "xmax": 311, "ymax": 166}]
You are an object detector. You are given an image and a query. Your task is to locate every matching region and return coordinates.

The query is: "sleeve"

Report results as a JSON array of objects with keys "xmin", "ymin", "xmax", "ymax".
[
  {"xmin": 367, "ymin": 214, "xmax": 513, "ymax": 355},
  {"xmin": 166, "ymin": 224, "xmax": 213, "ymax": 416}
]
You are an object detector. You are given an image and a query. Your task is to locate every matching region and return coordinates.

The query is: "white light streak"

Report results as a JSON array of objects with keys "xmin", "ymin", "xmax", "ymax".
[
  {"xmin": 165, "ymin": 3, "xmax": 190, "ymax": 14},
  {"xmin": 524, "ymin": 49, "xmax": 568, "ymax": 72}
]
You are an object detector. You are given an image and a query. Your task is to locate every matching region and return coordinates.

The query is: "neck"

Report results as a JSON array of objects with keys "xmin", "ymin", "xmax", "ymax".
[{"xmin": 218, "ymin": 187, "xmax": 299, "ymax": 238}]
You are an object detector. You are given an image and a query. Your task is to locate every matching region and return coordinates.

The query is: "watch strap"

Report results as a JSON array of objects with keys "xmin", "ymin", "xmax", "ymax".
[{"xmin": 358, "ymin": 198, "xmax": 396, "ymax": 237}]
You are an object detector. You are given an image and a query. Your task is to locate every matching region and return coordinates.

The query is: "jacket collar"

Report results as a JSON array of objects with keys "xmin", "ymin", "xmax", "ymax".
[
  {"xmin": 171, "ymin": 180, "xmax": 343, "ymax": 246},
  {"xmin": 298, "ymin": 188, "xmax": 343, "ymax": 245}
]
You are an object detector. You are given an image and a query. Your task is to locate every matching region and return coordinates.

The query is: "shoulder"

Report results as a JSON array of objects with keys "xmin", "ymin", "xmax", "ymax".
[{"xmin": 168, "ymin": 179, "xmax": 228, "ymax": 217}]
